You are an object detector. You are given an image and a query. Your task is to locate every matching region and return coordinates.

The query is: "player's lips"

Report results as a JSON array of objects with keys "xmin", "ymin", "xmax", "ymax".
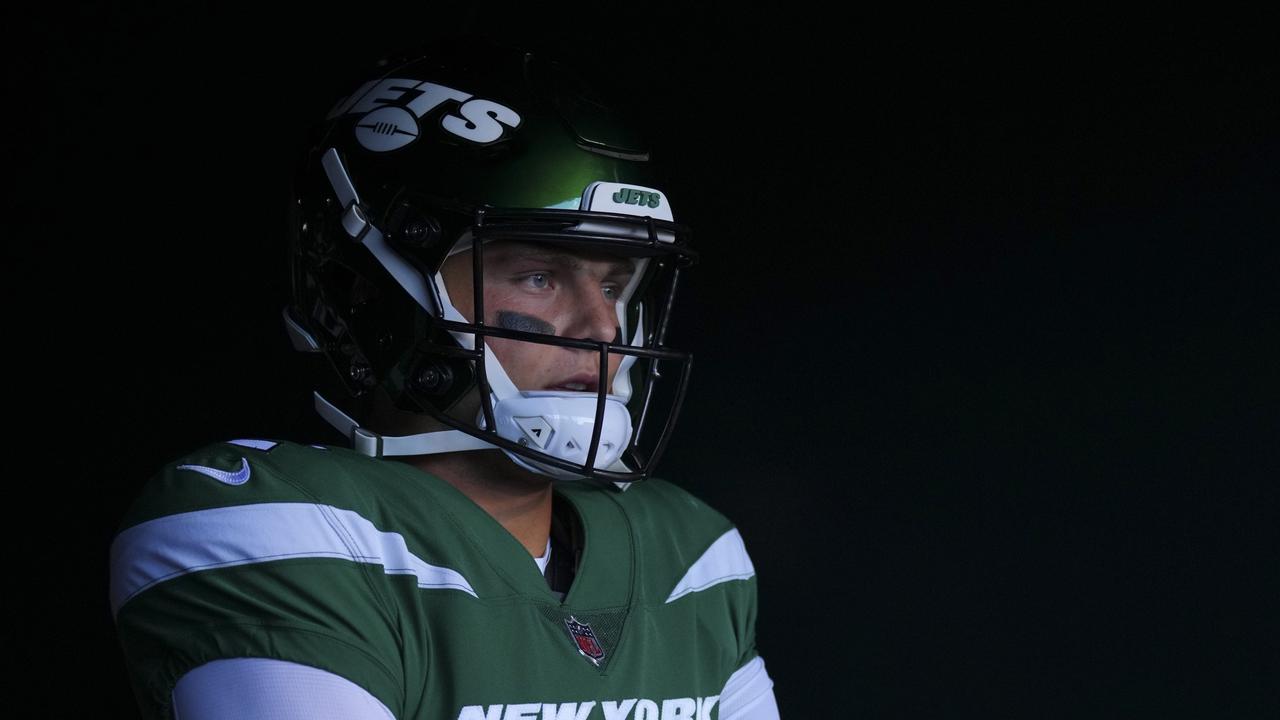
[{"xmin": 546, "ymin": 374, "xmax": 600, "ymax": 392}]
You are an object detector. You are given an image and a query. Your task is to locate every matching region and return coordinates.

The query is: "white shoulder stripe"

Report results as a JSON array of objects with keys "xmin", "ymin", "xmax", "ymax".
[
  {"xmin": 109, "ymin": 502, "xmax": 477, "ymax": 618},
  {"xmin": 666, "ymin": 527, "xmax": 756, "ymax": 603},
  {"xmin": 227, "ymin": 438, "xmax": 279, "ymax": 451}
]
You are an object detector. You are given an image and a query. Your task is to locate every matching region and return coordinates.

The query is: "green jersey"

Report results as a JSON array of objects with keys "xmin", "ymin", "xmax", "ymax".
[{"xmin": 109, "ymin": 438, "xmax": 761, "ymax": 719}]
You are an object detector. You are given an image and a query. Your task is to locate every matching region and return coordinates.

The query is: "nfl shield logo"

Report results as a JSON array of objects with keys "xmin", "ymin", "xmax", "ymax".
[{"xmin": 564, "ymin": 616, "xmax": 605, "ymax": 666}]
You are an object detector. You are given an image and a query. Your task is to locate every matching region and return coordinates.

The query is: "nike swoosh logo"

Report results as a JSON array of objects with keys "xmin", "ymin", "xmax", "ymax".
[{"xmin": 176, "ymin": 457, "xmax": 251, "ymax": 486}]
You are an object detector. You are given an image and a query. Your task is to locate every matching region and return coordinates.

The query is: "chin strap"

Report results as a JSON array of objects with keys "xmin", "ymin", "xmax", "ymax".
[
  {"xmin": 314, "ymin": 391, "xmax": 495, "ymax": 457},
  {"xmin": 313, "ymin": 391, "xmax": 633, "ymax": 491}
]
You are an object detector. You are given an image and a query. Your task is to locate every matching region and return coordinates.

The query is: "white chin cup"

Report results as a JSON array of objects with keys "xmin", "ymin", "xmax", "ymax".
[{"xmin": 480, "ymin": 390, "xmax": 634, "ymax": 480}]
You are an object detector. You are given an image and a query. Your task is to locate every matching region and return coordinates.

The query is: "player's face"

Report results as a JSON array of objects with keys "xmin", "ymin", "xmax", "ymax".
[{"xmin": 441, "ymin": 240, "xmax": 635, "ymax": 394}]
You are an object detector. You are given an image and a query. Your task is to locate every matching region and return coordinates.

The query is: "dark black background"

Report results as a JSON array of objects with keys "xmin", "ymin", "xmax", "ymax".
[{"xmin": 10, "ymin": 4, "xmax": 1278, "ymax": 718}]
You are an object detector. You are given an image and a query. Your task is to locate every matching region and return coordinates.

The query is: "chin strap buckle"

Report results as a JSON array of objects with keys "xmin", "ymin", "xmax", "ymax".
[{"xmin": 351, "ymin": 427, "xmax": 384, "ymax": 457}]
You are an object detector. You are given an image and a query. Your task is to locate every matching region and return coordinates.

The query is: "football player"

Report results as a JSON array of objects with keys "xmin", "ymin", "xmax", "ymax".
[{"xmin": 109, "ymin": 36, "xmax": 779, "ymax": 719}]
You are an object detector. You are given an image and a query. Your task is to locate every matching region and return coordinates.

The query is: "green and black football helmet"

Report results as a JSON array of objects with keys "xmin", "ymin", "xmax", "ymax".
[{"xmin": 282, "ymin": 37, "xmax": 696, "ymax": 484}]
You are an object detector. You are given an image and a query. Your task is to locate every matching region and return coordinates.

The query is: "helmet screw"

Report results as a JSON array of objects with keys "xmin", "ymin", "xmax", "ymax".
[
  {"xmin": 349, "ymin": 362, "xmax": 370, "ymax": 381},
  {"xmin": 416, "ymin": 367, "xmax": 442, "ymax": 388},
  {"xmin": 412, "ymin": 364, "xmax": 454, "ymax": 395},
  {"xmin": 401, "ymin": 215, "xmax": 441, "ymax": 248}
]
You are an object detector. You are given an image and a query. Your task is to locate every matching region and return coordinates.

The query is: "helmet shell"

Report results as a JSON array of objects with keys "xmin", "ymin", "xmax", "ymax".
[{"xmin": 285, "ymin": 36, "xmax": 694, "ymax": 482}]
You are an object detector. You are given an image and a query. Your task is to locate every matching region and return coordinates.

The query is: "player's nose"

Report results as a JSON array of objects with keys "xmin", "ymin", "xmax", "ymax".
[{"xmin": 568, "ymin": 284, "xmax": 621, "ymax": 346}]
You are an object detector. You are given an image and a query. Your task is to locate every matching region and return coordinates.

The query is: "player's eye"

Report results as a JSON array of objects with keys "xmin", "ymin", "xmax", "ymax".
[
  {"xmin": 522, "ymin": 273, "xmax": 551, "ymax": 290},
  {"xmin": 602, "ymin": 284, "xmax": 620, "ymax": 301}
]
